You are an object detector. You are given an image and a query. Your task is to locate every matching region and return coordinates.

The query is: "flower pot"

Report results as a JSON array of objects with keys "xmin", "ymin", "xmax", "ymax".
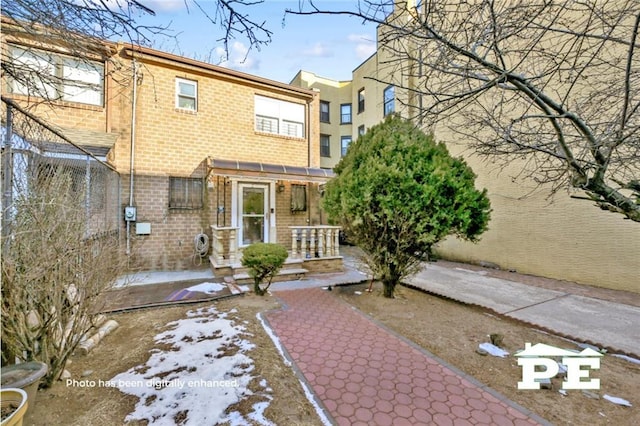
[
  {"xmin": 0, "ymin": 362, "xmax": 47, "ymax": 418},
  {"xmin": 0, "ymin": 388, "xmax": 28, "ymax": 426}
]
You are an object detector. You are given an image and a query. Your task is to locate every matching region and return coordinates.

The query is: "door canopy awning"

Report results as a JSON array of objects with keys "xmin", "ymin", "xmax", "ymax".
[{"xmin": 209, "ymin": 158, "xmax": 335, "ymax": 183}]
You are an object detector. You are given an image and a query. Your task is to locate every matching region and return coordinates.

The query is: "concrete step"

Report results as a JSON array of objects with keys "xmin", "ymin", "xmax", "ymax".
[
  {"xmin": 230, "ymin": 258, "xmax": 305, "ymax": 276},
  {"xmin": 233, "ymin": 268, "xmax": 308, "ymax": 285}
]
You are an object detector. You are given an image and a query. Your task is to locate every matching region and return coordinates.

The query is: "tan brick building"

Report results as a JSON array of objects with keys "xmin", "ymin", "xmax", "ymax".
[
  {"xmin": 290, "ymin": 2, "xmax": 640, "ymax": 293},
  {"xmin": 2, "ymin": 18, "xmax": 342, "ymax": 275}
]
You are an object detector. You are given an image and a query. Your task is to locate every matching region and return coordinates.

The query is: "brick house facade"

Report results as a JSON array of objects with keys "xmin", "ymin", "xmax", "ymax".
[{"xmin": 2, "ymin": 18, "xmax": 342, "ymax": 274}]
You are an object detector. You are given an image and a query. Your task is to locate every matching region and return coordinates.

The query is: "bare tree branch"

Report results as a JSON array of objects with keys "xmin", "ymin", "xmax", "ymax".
[{"xmin": 288, "ymin": 0, "xmax": 640, "ymax": 221}]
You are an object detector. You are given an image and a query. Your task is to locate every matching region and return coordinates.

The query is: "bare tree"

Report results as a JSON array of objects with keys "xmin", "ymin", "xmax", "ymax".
[
  {"xmin": 290, "ymin": 0, "xmax": 640, "ymax": 222},
  {"xmin": 1, "ymin": 0, "xmax": 273, "ymax": 104}
]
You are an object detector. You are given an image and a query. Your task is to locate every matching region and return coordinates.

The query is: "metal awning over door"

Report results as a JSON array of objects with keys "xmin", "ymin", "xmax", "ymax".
[{"xmin": 209, "ymin": 157, "xmax": 334, "ymax": 183}]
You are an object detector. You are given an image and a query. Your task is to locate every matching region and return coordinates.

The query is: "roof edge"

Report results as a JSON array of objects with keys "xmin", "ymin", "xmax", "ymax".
[{"xmin": 121, "ymin": 44, "xmax": 317, "ymax": 98}]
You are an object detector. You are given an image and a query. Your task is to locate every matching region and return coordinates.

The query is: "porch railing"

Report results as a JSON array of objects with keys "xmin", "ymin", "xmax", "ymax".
[
  {"xmin": 210, "ymin": 225, "xmax": 239, "ymax": 266},
  {"xmin": 289, "ymin": 226, "xmax": 341, "ymax": 259}
]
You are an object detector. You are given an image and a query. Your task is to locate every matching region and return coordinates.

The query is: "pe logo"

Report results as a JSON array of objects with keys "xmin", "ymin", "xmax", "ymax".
[{"xmin": 515, "ymin": 343, "xmax": 603, "ymax": 390}]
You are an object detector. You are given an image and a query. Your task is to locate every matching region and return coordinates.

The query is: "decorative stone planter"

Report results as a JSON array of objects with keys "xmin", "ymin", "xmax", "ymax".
[
  {"xmin": 0, "ymin": 388, "xmax": 28, "ymax": 426},
  {"xmin": 0, "ymin": 362, "xmax": 47, "ymax": 419}
]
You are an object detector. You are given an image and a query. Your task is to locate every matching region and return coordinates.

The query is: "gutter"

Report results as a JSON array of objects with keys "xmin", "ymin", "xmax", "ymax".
[{"xmin": 121, "ymin": 45, "xmax": 316, "ymax": 100}]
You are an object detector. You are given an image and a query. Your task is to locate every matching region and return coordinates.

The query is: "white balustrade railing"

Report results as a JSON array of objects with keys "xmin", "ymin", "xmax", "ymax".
[
  {"xmin": 289, "ymin": 226, "xmax": 341, "ymax": 259},
  {"xmin": 210, "ymin": 225, "xmax": 239, "ymax": 266}
]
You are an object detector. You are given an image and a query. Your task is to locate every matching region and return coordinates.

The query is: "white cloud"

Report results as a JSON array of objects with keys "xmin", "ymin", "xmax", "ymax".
[
  {"xmin": 141, "ymin": 0, "xmax": 190, "ymax": 13},
  {"xmin": 213, "ymin": 41, "xmax": 260, "ymax": 73},
  {"xmin": 301, "ymin": 42, "xmax": 333, "ymax": 58},
  {"xmin": 347, "ymin": 33, "xmax": 376, "ymax": 60}
]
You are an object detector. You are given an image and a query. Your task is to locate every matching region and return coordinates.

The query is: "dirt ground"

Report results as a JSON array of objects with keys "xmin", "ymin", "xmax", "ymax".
[
  {"xmin": 337, "ymin": 282, "xmax": 640, "ymax": 426},
  {"xmin": 27, "ymin": 283, "xmax": 639, "ymax": 425},
  {"xmin": 26, "ymin": 295, "xmax": 322, "ymax": 426}
]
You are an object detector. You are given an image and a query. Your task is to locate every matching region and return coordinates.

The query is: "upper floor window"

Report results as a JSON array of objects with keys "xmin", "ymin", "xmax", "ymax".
[
  {"xmin": 384, "ymin": 85, "xmax": 395, "ymax": 116},
  {"xmin": 320, "ymin": 101, "xmax": 330, "ymax": 123},
  {"xmin": 358, "ymin": 125, "xmax": 365, "ymax": 137},
  {"xmin": 255, "ymin": 95, "xmax": 305, "ymax": 138},
  {"xmin": 357, "ymin": 88, "xmax": 365, "ymax": 113},
  {"xmin": 169, "ymin": 177, "xmax": 203, "ymax": 209},
  {"xmin": 9, "ymin": 45, "xmax": 104, "ymax": 106},
  {"xmin": 320, "ymin": 134, "xmax": 331, "ymax": 157},
  {"xmin": 176, "ymin": 78, "xmax": 197, "ymax": 111},
  {"xmin": 340, "ymin": 104, "xmax": 352, "ymax": 124},
  {"xmin": 341, "ymin": 136, "xmax": 352, "ymax": 157}
]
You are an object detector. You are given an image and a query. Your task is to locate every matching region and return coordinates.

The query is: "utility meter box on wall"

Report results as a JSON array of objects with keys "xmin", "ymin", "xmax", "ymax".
[
  {"xmin": 135, "ymin": 222, "xmax": 151, "ymax": 235},
  {"xmin": 124, "ymin": 206, "xmax": 137, "ymax": 221}
]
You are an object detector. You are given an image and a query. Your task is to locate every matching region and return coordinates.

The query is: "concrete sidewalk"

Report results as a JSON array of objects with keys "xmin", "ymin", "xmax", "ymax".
[{"xmin": 405, "ymin": 263, "xmax": 640, "ymax": 358}]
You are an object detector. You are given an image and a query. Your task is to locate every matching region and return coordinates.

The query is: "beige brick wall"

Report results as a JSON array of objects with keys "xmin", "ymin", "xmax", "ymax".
[
  {"xmin": 2, "ymin": 35, "xmax": 323, "ymax": 271},
  {"xmin": 113, "ymin": 51, "xmax": 320, "ymax": 269},
  {"xmin": 289, "ymin": 11, "xmax": 640, "ymax": 293}
]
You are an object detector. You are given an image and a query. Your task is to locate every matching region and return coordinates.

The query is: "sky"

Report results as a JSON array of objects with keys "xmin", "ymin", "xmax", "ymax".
[{"xmin": 133, "ymin": 0, "xmax": 379, "ymax": 84}]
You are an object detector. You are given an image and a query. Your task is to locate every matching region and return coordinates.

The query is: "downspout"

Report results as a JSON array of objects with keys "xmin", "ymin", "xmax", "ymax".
[
  {"xmin": 126, "ymin": 59, "xmax": 139, "ymax": 257},
  {"xmin": 306, "ymin": 96, "xmax": 312, "ymax": 225}
]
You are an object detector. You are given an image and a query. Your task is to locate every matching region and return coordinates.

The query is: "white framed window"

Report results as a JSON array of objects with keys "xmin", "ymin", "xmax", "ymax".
[
  {"xmin": 255, "ymin": 95, "xmax": 305, "ymax": 138},
  {"xmin": 9, "ymin": 45, "xmax": 104, "ymax": 106},
  {"xmin": 63, "ymin": 57, "xmax": 103, "ymax": 105},
  {"xmin": 176, "ymin": 78, "xmax": 197, "ymax": 111}
]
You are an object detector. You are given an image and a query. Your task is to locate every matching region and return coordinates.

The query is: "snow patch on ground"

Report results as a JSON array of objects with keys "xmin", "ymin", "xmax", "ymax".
[
  {"xmin": 112, "ymin": 306, "xmax": 272, "ymax": 425},
  {"xmin": 185, "ymin": 282, "xmax": 226, "ymax": 294}
]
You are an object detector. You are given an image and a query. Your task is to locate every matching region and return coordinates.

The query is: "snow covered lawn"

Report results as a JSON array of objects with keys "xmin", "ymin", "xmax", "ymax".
[{"xmin": 112, "ymin": 306, "xmax": 274, "ymax": 425}]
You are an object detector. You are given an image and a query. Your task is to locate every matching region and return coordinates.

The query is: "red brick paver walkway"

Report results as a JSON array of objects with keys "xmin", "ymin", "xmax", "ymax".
[{"xmin": 265, "ymin": 288, "xmax": 549, "ymax": 426}]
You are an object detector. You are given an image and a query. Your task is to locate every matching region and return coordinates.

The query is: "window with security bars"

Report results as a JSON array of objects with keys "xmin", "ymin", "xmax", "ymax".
[
  {"xmin": 256, "ymin": 115, "xmax": 279, "ymax": 133},
  {"xmin": 255, "ymin": 95, "xmax": 305, "ymax": 138},
  {"xmin": 282, "ymin": 120, "xmax": 303, "ymax": 137},
  {"xmin": 169, "ymin": 177, "xmax": 203, "ymax": 209}
]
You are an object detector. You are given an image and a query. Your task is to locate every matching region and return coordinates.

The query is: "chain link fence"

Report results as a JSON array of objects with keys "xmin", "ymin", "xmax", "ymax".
[{"xmin": 1, "ymin": 97, "xmax": 121, "ymax": 244}]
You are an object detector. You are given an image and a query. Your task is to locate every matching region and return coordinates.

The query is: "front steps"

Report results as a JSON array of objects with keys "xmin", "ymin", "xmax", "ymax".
[{"xmin": 211, "ymin": 257, "xmax": 309, "ymax": 285}]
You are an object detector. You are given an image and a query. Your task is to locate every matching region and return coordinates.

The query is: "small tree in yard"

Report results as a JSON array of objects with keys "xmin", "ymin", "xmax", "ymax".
[
  {"xmin": 241, "ymin": 243, "xmax": 288, "ymax": 296},
  {"xmin": 323, "ymin": 114, "xmax": 491, "ymax": 298}
]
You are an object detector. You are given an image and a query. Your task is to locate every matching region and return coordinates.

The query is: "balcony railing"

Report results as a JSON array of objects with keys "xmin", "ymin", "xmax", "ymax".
[{"xmin": 289, "ymin": 226, "xmax": 341, "ymax": 259}]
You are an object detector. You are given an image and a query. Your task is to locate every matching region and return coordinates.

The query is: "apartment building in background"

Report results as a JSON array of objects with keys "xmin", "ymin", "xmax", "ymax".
[{"xmin": 290, "ymin": 1, "xmax": 639, "ymax": 292}]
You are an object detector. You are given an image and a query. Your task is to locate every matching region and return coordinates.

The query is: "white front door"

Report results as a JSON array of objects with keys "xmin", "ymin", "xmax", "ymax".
[{"xmin": 238, "ymin": 183, "xmax": 269, "ymax": 246}]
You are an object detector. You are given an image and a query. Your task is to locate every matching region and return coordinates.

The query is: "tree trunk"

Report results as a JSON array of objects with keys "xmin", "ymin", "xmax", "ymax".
[
  {"xmin": 382, "ymin": 281, "xmax": 396, "ymax": 298},
  {"xmin": 253, "ymin": 279, "xmax": 265, "ymax": 296}
]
